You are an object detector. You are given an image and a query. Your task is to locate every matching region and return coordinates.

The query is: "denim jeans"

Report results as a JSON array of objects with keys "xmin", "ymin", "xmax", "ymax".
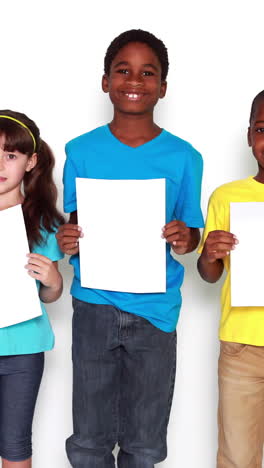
[
  {"xmin": 66, "ymin": 298, "xmax": 177, "ymax": 468},
  {"xmin": 0, "ymin": 352, "xmax": 44, "ymax": 461}
]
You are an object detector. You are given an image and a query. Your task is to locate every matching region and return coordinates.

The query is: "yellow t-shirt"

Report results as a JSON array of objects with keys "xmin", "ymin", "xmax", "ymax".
[{"xmin": 199, "ymin": 176, "xmax": 264, "ymax": 345}]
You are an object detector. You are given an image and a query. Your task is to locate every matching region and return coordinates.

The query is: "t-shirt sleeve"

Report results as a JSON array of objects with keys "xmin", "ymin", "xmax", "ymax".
[
  {"xmin": 33, "ymin": 230, "xmax": 64, "ymax": 261},
  {"xmin": 174, "ymin": 147, "xmax": 204, "ymax": 228},
  {"xmin": 63, "ymin": 142, "xmax": 78, "ymax": 213},
  {"xmin": 197, "ymin": 190, "xmax": 225, "ymax": 254}
]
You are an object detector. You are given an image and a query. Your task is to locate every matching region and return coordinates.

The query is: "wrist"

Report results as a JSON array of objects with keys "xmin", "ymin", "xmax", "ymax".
[
  {"xmin": 171, "ymin": 243, "xmax": 187, "ymax": 255},
  {"xmin": 200, "ymin": 250, "xmax": 216, "ymax": 265},
  {"xmin": 43, "ymin": 273, "xmax": 62, "ymax": 292}
]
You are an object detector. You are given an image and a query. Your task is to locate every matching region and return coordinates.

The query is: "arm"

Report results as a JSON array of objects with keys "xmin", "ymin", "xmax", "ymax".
[
  {"xmin": 39, "ymin": 262, "xmax": 63, "ymax": 303},
  {"xmin": 162, "ymin": 221, "xmax": 200, "ymax": 255},
  {"xmin": 56, "ymin": 211, "xmax": 83, "ymax": 255},
  {"xmin": 25, "ymin": 255, "xmax": 63, "ymax": 303},
  {"xmin": 166, "ymin": 148, "xmax": 203, "ymax": 255},
  {"xmin": 197, "ymin": 230, "xmax": 238, "ymax": 283},
  {"xmin": 197, "ymin": 255, "xmax": 224, "ymax": 283}
]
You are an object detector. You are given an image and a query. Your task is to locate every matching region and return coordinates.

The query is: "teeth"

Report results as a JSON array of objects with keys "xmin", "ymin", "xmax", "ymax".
[{"xmin": 125, "ymin": 93, "xmax": 140, "ymax": 98}]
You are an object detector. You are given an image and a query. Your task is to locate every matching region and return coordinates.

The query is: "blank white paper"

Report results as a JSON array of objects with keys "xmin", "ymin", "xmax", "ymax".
[
  {"xmin": 0, "ymin": 205, "xmax": 42, "ymax": 327},
  {"xmin": 230, "ymin": 202, "xmax": 264, "ymax": 306},
  {"xmin": 76, "ymin": 178, "xmax": 166, "ymax": 293}
]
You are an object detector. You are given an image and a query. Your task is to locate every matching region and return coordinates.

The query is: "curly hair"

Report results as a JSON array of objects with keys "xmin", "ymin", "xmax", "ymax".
[
  {"xmin": 104, "ymin": 29, "xmax": 169, "ymax": 81},
  {"xmin": 249, "ymin": 90, "xmax": 264, "ymax": 124}
]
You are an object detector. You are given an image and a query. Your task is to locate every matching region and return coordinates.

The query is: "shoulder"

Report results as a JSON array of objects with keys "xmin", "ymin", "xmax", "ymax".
[
  {"xmin": 163, "ymin": 130, "xmax": 202, "ymax": 157},
  {"xmin": 209, "ymin": 178, "xmax": 250, "ymax": 204},
  {"xmin": 65, "ymin": 125, "xmax": 107, "ymax": 156},
  {"xmin": 163, "ymin": 130, "xmax": 203, "ymax": 177}
]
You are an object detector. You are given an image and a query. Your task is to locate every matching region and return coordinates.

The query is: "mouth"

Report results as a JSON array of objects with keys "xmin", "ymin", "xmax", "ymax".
[
  {"xmin": 123, "ymin": 92, "xmax": 145, "ymax": 101},
  {"xmin": 0, "ymin": 177, "xmax": 7, "ymax": 182}
]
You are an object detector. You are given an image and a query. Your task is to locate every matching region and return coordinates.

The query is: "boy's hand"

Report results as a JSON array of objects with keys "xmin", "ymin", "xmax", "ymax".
[
  {"xmin": 162, "ymin": 221, "xmax": 197, "ymax": 254},
  {"xmin": 202, "ymin": 230, "xmax": 238, "ymax": 263},
  {"xmin": 56, "ymin": 224, "xmax": 83, "ymax": 255},
  {"xmin": 25, "ymin": 254, "xmax": 62, "ymax": 290}
]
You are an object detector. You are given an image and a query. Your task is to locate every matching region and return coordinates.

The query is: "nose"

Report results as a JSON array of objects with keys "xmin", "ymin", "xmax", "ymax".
[{"xmin": 126, "ymin": 71, "xmax": 143, "ymax": 87}]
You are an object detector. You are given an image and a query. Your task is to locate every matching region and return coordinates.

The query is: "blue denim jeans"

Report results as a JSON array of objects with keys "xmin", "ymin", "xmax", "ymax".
[
  {"xmin": 0, "ymin": 353, "xmax": 44, "ymax": 461},
  {"xmin": 66, "ymin": 298, "xmax": 177, "ymax": 468}
]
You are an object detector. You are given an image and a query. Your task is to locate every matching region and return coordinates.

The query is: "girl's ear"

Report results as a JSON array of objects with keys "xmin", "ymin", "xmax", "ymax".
[
  {"xmin": 26, "ymin": 153, "xmax": 38, "ymax": 172},
  {"xmin": 102, "ymin": 74, "xmax": 109, "ymax": 93}
]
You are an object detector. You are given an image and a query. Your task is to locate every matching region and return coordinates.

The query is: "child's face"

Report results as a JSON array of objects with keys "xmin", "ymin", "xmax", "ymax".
[
  {"xmin": 0, "ymin": 135, "xmax": 37, "ymax": 197},
  {"xmin": 102, "ymin": 41, "xmax": 167, "ymax": 116},
  {"xmin": 248, "ymin": 100, "xmax": 264, "ymax": 170}
]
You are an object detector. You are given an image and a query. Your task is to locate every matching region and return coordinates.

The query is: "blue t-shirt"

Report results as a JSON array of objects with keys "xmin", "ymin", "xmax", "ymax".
[
  {"xmin": 63, "ymin": 125, "xmax": 204, "ymax": 332},
  {"xmin": 0, "ymin": 230, "xmax": 63, "ymax": 356}
]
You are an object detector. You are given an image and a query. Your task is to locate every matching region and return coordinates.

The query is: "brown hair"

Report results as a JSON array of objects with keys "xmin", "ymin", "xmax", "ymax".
[{"xmin": 0, "ymin": 109, "xmax": 64, "ymax": 249}]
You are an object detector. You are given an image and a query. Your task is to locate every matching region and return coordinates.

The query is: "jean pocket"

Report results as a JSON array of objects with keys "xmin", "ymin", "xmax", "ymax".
[{"xmin": 220, "ymin": 340, "xmax": 248, "ymax": 357}]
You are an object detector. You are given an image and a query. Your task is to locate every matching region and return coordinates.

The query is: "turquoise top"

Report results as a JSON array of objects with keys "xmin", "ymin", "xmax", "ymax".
[
  {"xmin": 0, "ymin": 230, "xmax": 63, "ymax": 356},
  {"xmin": 63, "ymin": 125, "xmax": 204, "ymax": 332}
]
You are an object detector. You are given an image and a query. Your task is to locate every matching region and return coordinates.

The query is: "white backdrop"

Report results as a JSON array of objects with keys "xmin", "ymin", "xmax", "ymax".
[{"xmin": 2, "ymin": 1, "xmax": 264, "ymax": 466}]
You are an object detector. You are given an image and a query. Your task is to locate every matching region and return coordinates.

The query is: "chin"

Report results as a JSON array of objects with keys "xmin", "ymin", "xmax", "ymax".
[{"xmin": 118, "ymin": 105, "xmax": 153, "ymax": 116}]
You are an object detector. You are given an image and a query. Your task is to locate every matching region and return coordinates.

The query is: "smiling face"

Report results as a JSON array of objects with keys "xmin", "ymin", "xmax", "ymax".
[
  {"xmin": 248, "ymin": 99, "xmax": 264, "ymax": 179},
  {"xmin": 102, "ymin": 41, "xmax": 167, "ymax": 117},
  {"xmin": 0, "ymin": 134, "xmax": 37, "ymax": 203}
]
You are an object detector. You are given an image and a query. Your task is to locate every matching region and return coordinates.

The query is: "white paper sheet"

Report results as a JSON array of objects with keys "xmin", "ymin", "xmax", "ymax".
[
  {"xmin": 0, "ymin": 205, "xmax": 42, "ymax": 327},
  {"xmin": 76, "ymin": 178, "xmax": 166, "ymax": 293},
  {"xmin": 230, "ymin": 202, "xmax": 264, "ymax": 306}
]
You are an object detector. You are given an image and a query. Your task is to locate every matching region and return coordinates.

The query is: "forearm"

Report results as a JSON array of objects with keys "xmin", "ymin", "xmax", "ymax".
[
  {"xmin": 56, "ymin": 211, "xmax": 80, "ymax": 255},
  {"xmin": 197, "ymin": 254, "xmax": 224, "ymax": 283},
  {"xmin": 69, "ymin": 211, "xmax": 77, "ymax": 224},
  {"xmin": 39, "ymin": 273, "xmax": 63, "ymax": 303}
]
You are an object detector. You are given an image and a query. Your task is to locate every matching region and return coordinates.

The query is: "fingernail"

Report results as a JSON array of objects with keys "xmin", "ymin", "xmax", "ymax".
[
  {"xmin": 231, "ymin": 245, "xmax": 236, "ymax": 250},
  {"xmin": 226, "ymin": 251, "xmax": 230, "ymax": 255},
  {"xmin": 161, "ymin": 234, "xmax": 164, "ymax": 238},
  {"xmin": 173, "ymin": 241, "xmax": 177, "ymax": 246}
]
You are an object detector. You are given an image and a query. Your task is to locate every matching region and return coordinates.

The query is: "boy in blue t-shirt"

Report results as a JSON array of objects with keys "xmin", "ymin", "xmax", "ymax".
[{"xmin": 57, "ymin": 29, "xmax": 204, "ymax": 468}]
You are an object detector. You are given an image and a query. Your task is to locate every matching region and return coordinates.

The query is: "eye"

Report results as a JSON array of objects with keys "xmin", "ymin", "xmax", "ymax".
[
  {"xmin": 143, "ymin": 70, "xmax": 154, "ymax": 76},
  {"xmin": 6, "ymin": 153, "xmax": 17, "ymax": 160},
  {"xmin": 117, "ymin": 69, "xmax": 129, "ymax": 74}
]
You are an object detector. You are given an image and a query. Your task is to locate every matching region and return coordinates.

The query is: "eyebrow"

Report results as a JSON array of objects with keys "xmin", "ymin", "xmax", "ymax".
[
  {"xmin": 113, "ymin": 61, "xmax": 159, "ymax": 71},
  {"xmin": 255, "ymin": 120, "xmax": 264, "ymax": 124}
]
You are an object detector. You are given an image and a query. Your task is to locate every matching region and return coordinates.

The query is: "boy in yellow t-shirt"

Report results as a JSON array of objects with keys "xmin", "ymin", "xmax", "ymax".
[{"xmin": 198, "ymin": 90, "xmax": 264, "ymax": 468}]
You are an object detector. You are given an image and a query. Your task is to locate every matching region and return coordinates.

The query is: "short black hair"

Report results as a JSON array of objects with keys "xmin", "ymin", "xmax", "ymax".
[
  {"xmin": 249, "ymin": 90, "xmax": 264, "ymax": 124},
  {"xmin": 104, "ymin": 29, "xmax": 169, "ymax": 81}
]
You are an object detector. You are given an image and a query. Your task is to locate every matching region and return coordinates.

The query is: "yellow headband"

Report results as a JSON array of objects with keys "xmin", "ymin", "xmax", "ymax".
[{"xmin": 0, "ymin": 115, "xmax": 37, "ymax": 152}]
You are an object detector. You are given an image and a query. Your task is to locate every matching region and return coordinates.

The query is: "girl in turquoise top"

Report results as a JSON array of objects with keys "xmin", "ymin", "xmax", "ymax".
[{"xmin": 0, "ymin": 110, "xmax": 64, "ymax": 468}]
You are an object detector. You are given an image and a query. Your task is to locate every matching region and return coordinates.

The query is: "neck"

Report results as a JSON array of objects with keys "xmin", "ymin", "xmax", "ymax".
[
  {"xmin": 109, "ymin": 111, "xmax": 161, "ymax": 147},
  {"xmin": 254, "ymin": 169, "xmax": 264, "ymax": 184},
  {"xmin": 0, "ymin": 189, "xmax": 23, "ymax": 211}
]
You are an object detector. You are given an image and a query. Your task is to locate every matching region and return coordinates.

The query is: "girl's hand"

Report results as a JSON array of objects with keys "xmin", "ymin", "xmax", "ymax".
[
  {"xmin": 25, "ymin": 253, "xmax": 61, "ymax": 290},
  {"xmin": 202, "ymin": 230, "xmax": 238, "ymax": 263},
  {"xmin": 56, "ymin": 223, "xmax": 83, "ymax": 255},
  {"xmin": 162, "ymin": 221, "xmax": 194, "ymax": 254}
]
